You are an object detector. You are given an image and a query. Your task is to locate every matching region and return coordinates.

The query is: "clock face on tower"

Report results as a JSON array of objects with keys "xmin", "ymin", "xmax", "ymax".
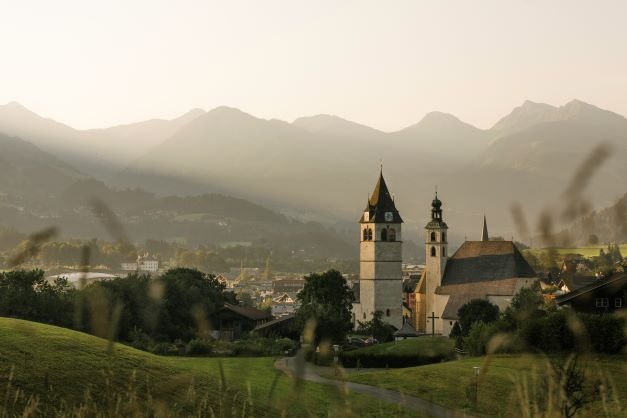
[{"xmin": 384, "ymin": 212, "xmax": 393, "ymax": 222}]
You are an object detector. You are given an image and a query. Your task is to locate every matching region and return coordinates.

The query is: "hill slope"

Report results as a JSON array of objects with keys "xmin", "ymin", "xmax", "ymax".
[
  {"xmin": 0, "ymin": 133, "xmax": 84, "ymax": 202},
  {"xmin": 0, "ymin": 317, "xmax": 416, "ymax": 417}
]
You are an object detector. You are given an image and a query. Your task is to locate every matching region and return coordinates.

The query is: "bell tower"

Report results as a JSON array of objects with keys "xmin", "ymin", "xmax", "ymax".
[
  {"xmin": 355, "ymin": 169, "xmax": 403, "ymax": 329},
  {"xmin": 424, "ymin": 192, "xmax": 448, "ymax": 334}
]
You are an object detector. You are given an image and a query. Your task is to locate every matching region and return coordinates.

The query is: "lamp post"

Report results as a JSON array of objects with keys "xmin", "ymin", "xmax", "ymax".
[{"xmin": 472, "ymin": 366, "xmax": 480, "ymax": 409}]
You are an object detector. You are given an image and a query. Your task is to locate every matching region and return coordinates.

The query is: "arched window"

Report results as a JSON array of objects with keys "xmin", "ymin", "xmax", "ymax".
[
  {"xmin": 443, "ymin": 247, "xmax": 447, "ymax": 257},
  {"xmin": 431, "ymin": 246, "xmax": 436, "ymax": 257},
  {"xmin": 367, "ymin": 228, "xmax": 373, "ymax": 241},
  {"xmin": 362, "ymin": 228, "xmax": 368, "ymax": 241},
  {"xmin": 442, "ymin": 232, "xmax": 446, "ymax": 242},
  {"xmin": 363, "ymin": 312, "xmax": 366, "ymax": 319},
  {"xmin": 386, "ymin": 309, "xmax": 390, "ymax": 317},
  {"xmin": 381, "ymin": 228, "xmax": 388, "ymax": 241},
  {"xmin": 430, "ymin": 231, "xmax": 436, "ymax": 242},
  {"xmin": 388, "ymin": 228, "xmax": 396, "ymax": 241}
]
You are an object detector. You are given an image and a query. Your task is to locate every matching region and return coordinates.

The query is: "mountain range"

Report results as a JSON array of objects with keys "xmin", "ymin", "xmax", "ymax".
[{"xmin": 0, "ymin": 99, "xmax": 625, "ymax": 248}]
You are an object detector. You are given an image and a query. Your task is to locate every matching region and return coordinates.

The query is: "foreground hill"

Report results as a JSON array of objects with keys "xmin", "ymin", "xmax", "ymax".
[{"xmin": 0, "ymin": 317, "xmax": 416, "ymax": 417}]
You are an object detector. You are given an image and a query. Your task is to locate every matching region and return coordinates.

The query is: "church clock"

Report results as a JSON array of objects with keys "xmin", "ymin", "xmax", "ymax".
[{"xmin": 384, "ymin": 212, "xmax": 393, "ymax": 222}]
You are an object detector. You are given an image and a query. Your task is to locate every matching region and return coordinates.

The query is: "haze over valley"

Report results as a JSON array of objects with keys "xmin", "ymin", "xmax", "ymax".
[{"xmin": 0, "ymin": 98, "xmax": 625, "ymax": 255}]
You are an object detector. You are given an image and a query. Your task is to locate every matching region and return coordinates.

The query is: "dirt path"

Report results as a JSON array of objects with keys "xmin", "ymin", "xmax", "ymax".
[{"xmin": 274, "ymin": 357, "xmax": 477, "ymax": 418}]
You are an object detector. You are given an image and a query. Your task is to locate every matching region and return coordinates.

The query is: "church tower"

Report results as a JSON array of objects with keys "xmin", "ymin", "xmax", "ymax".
[
  {"xmin": 356, "ymin": 169, "xmax": 403, "ymax": 329},
  {"xmin": 424, "ymin": 192, "xmax": 448, "ymax": 334}
]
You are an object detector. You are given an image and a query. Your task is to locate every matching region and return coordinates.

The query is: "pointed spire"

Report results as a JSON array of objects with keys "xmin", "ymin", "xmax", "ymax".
[
  {"xmin": 361, "ymin": 168, "xmax": 402, "ymax": 223},
  {"xmin": 481, "ymin": 215, "xmax": 489, "ymax": 241}
]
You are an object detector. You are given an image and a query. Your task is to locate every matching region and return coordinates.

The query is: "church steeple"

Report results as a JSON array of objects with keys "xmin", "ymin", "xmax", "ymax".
[
  {"xmin": 481, "ymin": 215, "xmax": 489, "ymax": 241},
  {"xmin": 425, "ymin": 191, "xmax": 448, "ymax": 229},
  {"xmin": 360, "ymin": 169, "xmax": 402, "ymax": 223}
]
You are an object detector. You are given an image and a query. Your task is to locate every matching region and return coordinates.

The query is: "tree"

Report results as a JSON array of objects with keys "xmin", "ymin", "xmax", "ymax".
[
  {"xmin": 295, "ymin": 270, "xmax": 354, "ymax": 344},
  {"xmin": 504, "ymin": 284, "xmax": 545, "ymax": 325},
  {"xmin": 237, "ymin": 291, "xmax": 254, "ymax": 307},
  {"xmin": 457, "ymin": 299, "xmax": 500, "ymax": 336},
  {"xmin": 356, "ymin": 310, "xmax": 395, "ymax": 342}
]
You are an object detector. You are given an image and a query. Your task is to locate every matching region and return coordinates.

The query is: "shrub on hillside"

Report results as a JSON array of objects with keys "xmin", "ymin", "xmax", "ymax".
[
  {"xmin": 186, "ymin": 339, "xmax": 213, "ymax": 356},
  {"xmin": 339, "ymin": 341, "xmax": 454, "ymax": 368},
  {"xmin": 579, "ymin": 314, "xmax": 625, "ymax": 354}
]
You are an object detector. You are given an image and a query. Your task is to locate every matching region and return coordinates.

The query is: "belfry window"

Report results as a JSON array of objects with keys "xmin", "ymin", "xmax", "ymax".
[
  {"xmin": 367, "ymin": 228, "xmax": 373, "ymax": 241},
  {"xmin": 443, "ymin": 247, "xmax": 447, "ymax": 257},
  {"xmin": 442, "ymin": 232, "xmax": 446, "ymax": 242},
  {"xmin": 431, "ymin": 246, "xmax": 436, "ymax": 257},
  {"xmin": 381, "ymin": 228, "xmax": 388, "ymax": 241},
  {"xmin": 363, "ymin": 228, "xmax": 369, "ymax": 241},
  {"xmin": 389, "ymin": 228, "xmax": 396, "ymax": 241},
  {"xmin": 430, "ymin": 231, "xmax": 436, "ymax": 242}
]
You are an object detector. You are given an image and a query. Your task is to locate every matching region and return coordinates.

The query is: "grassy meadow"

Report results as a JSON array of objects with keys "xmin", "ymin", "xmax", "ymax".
[
  {"xmin": 337, "ymin": 354, "xmax": 627, "ymax": 418},
  {"xmin": 524, "ymin": 244, "xmax": 627, "ymax": 259},
  {"xmin": 0, "ymin": 317, "xmax": 422, "ymax": 417}
]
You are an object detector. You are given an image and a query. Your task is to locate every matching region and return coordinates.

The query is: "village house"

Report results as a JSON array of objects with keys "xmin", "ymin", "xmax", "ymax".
[
  {"xmin": 556, "ymin": 274, "xmax": 626, "ymax": 313},
  {"xmin": 217, "ymin": 303, "xmax": 273, "ymax": 341}
]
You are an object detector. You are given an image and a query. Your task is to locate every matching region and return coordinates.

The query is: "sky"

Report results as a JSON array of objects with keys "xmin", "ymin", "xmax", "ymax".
[{"xmin": 1, "ymin": 0, "xmax": 626, "ymax": 131}]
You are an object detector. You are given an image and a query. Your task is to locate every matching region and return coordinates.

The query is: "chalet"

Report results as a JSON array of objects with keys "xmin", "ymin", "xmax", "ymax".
[
  {"xmin": 217, "ymin": 303, "xmax": 273, "ymax": 341},
  {"xmin": 253, "ymin": 314, "xmax": 298, "ymax": 340},
  {"xmin": 555, "ymin": 274, "xmax": 626, "ymax": 313}
]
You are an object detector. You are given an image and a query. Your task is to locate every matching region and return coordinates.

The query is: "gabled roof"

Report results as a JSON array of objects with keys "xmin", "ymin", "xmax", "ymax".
[
  {"xmin": 441, "ymin": 241, "xmax": 537, "ymax": 286},
  {"xmin": 393, "ymin": 322, "xmax": 419, "ymax": 337},
  {"xmin": 360, "ymin": 170, "xmax": 403, "ymax": 223},
  {"xmin": 253, "ymin": 314, "xmax": 295, "ymax": 332},
  {"xmin": 557, "ymin": 274, "xmax": 597, "ymax": 292},
  {"xmin": 221, "ymin": 303, "xmax": 273, "ymax": 321},
  {"xmin": 556, "ymin": 274, "xmax": 626, "ymax": 305}
]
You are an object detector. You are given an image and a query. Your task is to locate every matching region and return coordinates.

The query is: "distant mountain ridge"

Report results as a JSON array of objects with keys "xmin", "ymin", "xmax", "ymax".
[{"xmin": 0, "ymin": 99, "xmax": 626, "ymax": 245}]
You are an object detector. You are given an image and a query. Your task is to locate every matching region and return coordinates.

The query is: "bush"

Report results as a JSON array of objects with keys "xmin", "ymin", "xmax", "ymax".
[
  {"xmin": 151, "ymin": 342, "xmax": 180, "ymax": 356},
  {"xmin": 339, "ymin": 338, "xmax": 454, "ymax": 368},
  {"xmin": 340, "ymin": 349, "xmax": 451, "ymax": 368},
  {"xmin": 517, "ymin": 311, "xmax": 625, "ymax": 354},
  {"xmin": 580, "ymin": 314, "xmax": 625, "ymax": 354},
  {"xmin": 462, "ymin": 322, "xmax": 499, "ymax": 356},
  {"xmin": 185, "ymin": 339, "xmax": 213, "ymax": 356},
  {"xmin": 232, "ymin": 337, "xmax": 298, "ymax": 357}
]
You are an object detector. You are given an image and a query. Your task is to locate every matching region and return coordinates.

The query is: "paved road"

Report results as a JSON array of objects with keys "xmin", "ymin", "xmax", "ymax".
[{"xmin": 274, "ymin": 357, "xmax": 477, "ymax": 418}]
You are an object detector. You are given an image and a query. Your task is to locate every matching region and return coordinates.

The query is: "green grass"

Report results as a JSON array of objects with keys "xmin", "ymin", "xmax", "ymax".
[
  {"xmin": 337, "ymin": 354, "xmax": 627, "ymax": 418},
  {"xmin": 0, "ymin": 317, "xmax": 422, "ymax": 417},
  {"xmin": 525, "ymin": 244, "xmax": 627, "ymax": 258}
]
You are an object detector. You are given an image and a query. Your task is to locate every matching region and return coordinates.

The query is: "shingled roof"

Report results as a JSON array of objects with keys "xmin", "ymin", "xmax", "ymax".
[
  {"xmin": 360, "ymin": 170, "xmax": 403, "ymax": 223},
  {"xmin": 221, "ymin": 303, "xmax": 273, "ymax": 321},
  {"xmin": 441, "ymin": 241, "xmax": 537, "ymax": 286},
  {"xmin": 437, "ymin": 278, "xmax": 523, "ymax": 319}
]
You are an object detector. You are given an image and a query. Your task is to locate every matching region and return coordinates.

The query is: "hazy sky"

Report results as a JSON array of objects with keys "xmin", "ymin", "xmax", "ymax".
[{"xmin": 1, "ymin": 0, "xmax": 626, "ymax": 131}]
